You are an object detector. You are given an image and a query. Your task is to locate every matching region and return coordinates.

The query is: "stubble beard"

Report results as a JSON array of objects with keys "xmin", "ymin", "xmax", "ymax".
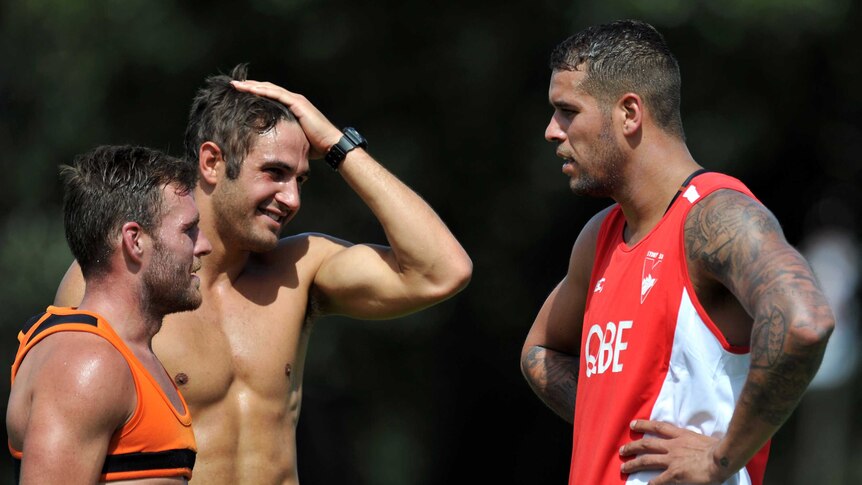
[
  {"xmin": 569, "ymin": 119, "xmax": 625, "ymax": 198},
  {"xmin": 141, "ymin": 238, "xmax": 202, "ymax": 319},
  {"xmin": 212, "ymin": 179, "xmax": 281, "ymax": 254}
]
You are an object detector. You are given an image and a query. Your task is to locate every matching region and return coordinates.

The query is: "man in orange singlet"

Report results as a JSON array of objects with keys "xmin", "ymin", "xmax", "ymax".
[
  {"xmin": 54, "ymin": 66, "xmax": 473, "ymax": 484},
  {"xmin": 7, "ymin": 146, "xmax": 212, "ymax": 483}
]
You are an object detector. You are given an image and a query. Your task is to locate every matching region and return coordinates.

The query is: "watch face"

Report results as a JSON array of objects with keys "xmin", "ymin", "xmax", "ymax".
[{"xmin": 344, "ymin": 127, "xmax": 367, "ymax": 147}]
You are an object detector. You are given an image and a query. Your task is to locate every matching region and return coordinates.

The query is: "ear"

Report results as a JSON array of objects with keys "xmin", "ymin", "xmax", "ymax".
[
  {"xmin": 199, "ymin": 141, "xmax": 225, "ymax": 185},
  {"xmin": 618, "ymin": 93, "xmax": 643, "ymax": 136},
  {"xmin": 120, "ymin": 222, "xmax": 146, "ymax": 266}
]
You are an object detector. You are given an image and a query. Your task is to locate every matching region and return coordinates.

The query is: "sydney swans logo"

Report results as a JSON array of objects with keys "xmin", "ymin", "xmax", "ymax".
[{"xmin": 641, "ymin": 250, "xmax": 664, "ymax": 303}]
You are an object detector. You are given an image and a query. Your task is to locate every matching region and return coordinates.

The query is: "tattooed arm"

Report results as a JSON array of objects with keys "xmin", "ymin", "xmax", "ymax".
[
  {"xmin": 621, "ymin": 190, "xmax": 834, "ymax": 483},
  {"xmin": 521, "ymin": 208, "xmax": 608, "ymax": 423}
]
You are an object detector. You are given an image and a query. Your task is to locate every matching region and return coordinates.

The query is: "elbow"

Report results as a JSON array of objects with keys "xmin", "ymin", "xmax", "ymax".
[
  {"xmin": 430, "ymin": 253, "xmax": 473, "ymax": 299},
  {"xmin": 449, "ymin": 254, "xmax": 473, "ymax": 294},
  {"xmin": 787, "ymin": 312, "xmax": 835, "ymax": 354}
]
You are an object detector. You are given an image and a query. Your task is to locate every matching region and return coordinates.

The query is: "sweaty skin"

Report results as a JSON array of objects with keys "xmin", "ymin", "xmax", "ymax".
[
  {"xmin": 12, "ymin": 184, "xmax": 210, "ymax": 485},
  {"xmin": 56, "ymin": 82, "xmax": 472, "ymax": 484}
]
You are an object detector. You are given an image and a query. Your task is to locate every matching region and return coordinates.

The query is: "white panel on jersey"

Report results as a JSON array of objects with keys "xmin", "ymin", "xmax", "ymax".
[{"xmin": 625, "ymin": 288, "xmax": 752, "ymax": 485}]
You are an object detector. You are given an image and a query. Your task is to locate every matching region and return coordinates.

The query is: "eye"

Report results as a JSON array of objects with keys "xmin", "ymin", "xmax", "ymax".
[{"xmin": 265, "ymin": 167, "xmax": 285, "ymax": 179}]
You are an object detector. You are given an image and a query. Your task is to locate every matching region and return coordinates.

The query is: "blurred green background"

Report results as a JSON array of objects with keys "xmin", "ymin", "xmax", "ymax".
[{"xmin": 1, "ymin": 0, "xmax": 860, "ymax": 483}]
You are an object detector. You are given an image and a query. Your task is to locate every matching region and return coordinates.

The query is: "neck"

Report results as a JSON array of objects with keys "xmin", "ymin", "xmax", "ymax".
[
  {"xmin": 613, "ymin": 138, "xmax": 701, "ymax": 244},
  {"xmin": 76, "ymin": 276, "xmax": 161, "ymax": 348}
]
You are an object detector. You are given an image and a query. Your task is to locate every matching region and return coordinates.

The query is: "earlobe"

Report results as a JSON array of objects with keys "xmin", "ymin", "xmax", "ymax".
[{"xmin": 199, "ymin": 142, "xmax": 224, "ymax": 185}]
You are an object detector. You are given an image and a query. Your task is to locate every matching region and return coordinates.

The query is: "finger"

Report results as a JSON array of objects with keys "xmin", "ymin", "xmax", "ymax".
[
  {"xmin": 230, "ymin": 81, "xmax": 299, "ymax": 103},
  {"xmin": 630, "ymin": 419, "xmax": 680, "ymax": 438},
  {"xmin": 621, "ymin": 454, "xmax": 668, "ymax": 474},
  {"xmin": 620, "ymin": 437, "xmax": 668, "ymax": 457}
]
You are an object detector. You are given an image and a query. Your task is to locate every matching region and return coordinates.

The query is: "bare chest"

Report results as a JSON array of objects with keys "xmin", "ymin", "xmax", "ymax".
[{"xmin": 153, "ymin": 286, "xmax": 313, "ymax": 408}]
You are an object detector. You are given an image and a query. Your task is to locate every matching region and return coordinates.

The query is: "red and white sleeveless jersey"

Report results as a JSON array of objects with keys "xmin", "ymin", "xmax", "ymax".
[{"xmin": 569, "ymin": 172, "xmax": 770, "ymax": 485}]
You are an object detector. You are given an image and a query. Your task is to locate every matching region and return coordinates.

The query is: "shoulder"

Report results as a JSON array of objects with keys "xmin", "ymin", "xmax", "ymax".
[
  {"xmin": 259, "ymin": 233, "xmax": 352, "ymax": 264},
  {"xmin": 566, "ymin": 204, "xmax": 617, "ymax": 291},
  {"xmin": 22, "ymin": 331, "xmax": 135, "ymax": 424},
  {"xmin": 249, "ymin": 232, "xmax": 351, "ymax": 278},
  {"xmin": 31, "ymin": 331, "xmax": 134, "ymax": 397},
  {"xmin": 569, "ymin": 204, "xmax": 616, "ymax": 270},
  {"xmin": 684, "ymin": 188, "xmax": 784, "ymax": 280}
]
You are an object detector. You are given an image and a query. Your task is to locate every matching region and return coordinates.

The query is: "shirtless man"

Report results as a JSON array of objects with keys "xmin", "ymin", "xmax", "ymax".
[
  {"xmin": 9, "ymin": 145, "xmax": 211, "ymax": 483},
  {"xmin": 55, "ymin": 66, "xmax": 472, "ymax": 484}
]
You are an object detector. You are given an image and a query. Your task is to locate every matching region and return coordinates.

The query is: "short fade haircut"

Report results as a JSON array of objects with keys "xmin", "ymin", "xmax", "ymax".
[
  {"xmin": 550, "ymin": 19, "xmax": 685, "ymax": 139},
  {"xmin": 60, "ymin": 145, "xmax": 197, "ymax": 279},
  {"xmin": 184, "ymin": 63, "xmax": 296, "ymax": 179}
]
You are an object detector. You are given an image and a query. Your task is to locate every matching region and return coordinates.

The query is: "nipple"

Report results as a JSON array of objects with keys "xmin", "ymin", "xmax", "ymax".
[
  {"xmin": 175, "ymin": 372, "xmax": 189, "ymax": 386},
  {"xmin": 285, "ymin": 363, "xmax": 292, "ymax": 378}
]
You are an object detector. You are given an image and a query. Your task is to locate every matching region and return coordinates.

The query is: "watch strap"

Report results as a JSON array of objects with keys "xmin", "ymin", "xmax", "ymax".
[{"xmin": 325, "ymin": 127, "xmax": 367, "ymax": 170}]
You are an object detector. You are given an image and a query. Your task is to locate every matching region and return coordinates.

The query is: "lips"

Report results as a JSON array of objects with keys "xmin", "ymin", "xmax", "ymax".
[{"xmin": 258, "ymin": 206, "xmax": 287, "ymax": 226}]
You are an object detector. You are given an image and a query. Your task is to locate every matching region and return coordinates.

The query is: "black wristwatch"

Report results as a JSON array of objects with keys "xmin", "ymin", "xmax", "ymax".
[{"xmin": 325, "ymin": 127, "xmax": 367, "ymax": 170}]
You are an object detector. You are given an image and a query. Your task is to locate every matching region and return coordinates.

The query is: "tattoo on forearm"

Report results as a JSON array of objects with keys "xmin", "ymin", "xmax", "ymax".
[
  {"xmin": 685, "ymin": 190, "xmax": 834, "ymax": 427},
  {"xmin": 750, "ymin": 302, "xmax": 786, "ymax": 368},
  {"xmin": 523, "ymin": 346, "xmax": 578, "ymax": 422}
]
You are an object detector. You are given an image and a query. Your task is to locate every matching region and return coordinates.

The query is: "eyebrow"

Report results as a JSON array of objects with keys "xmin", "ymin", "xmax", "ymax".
[
  {"xmin": 183, "ymin": 215, "xmax": 201, "ymax": 229},
  {"xmin": 550, "ymin": 99, "xmax": 579, "ymax": 110},
  {"xmin": 262, "ymin": 159, "xmax": 310, "ymax": 178}
]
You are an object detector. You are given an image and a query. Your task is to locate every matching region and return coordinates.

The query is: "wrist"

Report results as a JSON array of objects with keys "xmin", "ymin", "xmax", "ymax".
[
  {"xmin": 324, "ymin": 127, "xmax": 367, "ymax": 171},
  {"xmin": 710, "ymin": 441, "xmax": 738, "ymax": 482}
]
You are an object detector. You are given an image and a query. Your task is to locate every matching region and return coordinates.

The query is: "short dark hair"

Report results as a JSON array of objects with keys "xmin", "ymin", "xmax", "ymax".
[
  {"xmin": 550, "ymin": 20, "xmax": 685, "ymax": 139},
  {"xmin": 60, "ymin": 145, "xmax": 197, "ymax": 279},
  {"xmin": 184, "ymin": 64, "xmax": 296, "ymax": 179}
]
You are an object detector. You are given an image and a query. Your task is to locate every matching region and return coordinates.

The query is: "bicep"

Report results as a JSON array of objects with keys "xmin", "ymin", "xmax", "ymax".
[
  {"xmin": 21, "ymin": 407, "xmax": 112, "ymax": 484},
  {"xmin": 19, "ymin": 338, "xmax": 133, "ymax": 483},
  {"xmin": 54, "ymin": 260, "xmax": 85, "ymax": 307},
  {"xmin": 310, "ymin": 235, "xmax": 444, "ymax": 319},
  {"xmin": 524, "ymin": 275, "xmax": 587, "ymax": 354},
  {"xmin": 685, "ymin": 190, "xmax": 833, "ymax": 360}
]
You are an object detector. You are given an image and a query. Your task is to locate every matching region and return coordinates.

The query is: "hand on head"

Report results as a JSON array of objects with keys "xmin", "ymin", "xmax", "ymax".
[{"xmin": 231, "ymin": 80, "xmax": 342, "ymax": 160}]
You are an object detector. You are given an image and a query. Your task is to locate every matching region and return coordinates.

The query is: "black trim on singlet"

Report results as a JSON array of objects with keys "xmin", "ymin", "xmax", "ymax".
[
  {"xmin": 13, "ymin": 449, "xmax": 195, "ymax": 480},
  {"xmin": 28, "ymin": 313, "xmax": 99, "ymax": 341},
  {"xmin": 20, "ymin": 313, "xmax": 46, "ymax": 335},
  {"xmin": 665, "ymin": 168, "xmax": 710, "ymax": 213},
  {"xmin": 102, "ymin": 448, "xmax": 196, "ymax": 475}
]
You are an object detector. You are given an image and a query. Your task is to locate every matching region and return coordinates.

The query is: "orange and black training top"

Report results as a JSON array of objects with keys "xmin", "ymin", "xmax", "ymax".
[{"xmin": 9, "ymin": 306, "xmax": 196, "ymax": 481}]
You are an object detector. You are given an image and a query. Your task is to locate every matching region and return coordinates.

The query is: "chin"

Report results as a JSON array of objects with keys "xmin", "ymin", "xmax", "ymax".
[{"xmin": 246, "ymin": 234, "xmax": 280, "ymax": 253}]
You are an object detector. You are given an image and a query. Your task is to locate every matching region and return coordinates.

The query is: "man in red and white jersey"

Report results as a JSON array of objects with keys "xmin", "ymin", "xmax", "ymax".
[{"xmin": 521, "ymin": 20, "xmax": 835, "ymax": 485}]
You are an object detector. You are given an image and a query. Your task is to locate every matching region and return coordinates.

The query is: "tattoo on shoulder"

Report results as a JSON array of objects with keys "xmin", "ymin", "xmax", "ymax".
[
  {"xmin": 686, "ymin": 190, "xmax": 833, "ymax": 426},
  {"xmin": 684, "ymin": 190, "xmax": 782, "ymax": 284}
]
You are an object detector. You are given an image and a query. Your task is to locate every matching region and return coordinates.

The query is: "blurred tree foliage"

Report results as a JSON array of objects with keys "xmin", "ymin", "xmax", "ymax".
[{"xmin": 1, "ymin": 0, "xmax": 859, "ymax": 484}]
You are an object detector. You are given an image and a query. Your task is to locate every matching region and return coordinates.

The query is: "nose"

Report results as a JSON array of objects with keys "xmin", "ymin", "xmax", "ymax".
[
  {"xmin": 545, "ymin": 113, "xmax": 566, "ymax": 143},
  {"xmin": 274, "ymin": 180, "xmax": 301, "ymax": 212},
  {"xmin": 194, "ymin": 229, "xmax": 213, "ymax": 257}
]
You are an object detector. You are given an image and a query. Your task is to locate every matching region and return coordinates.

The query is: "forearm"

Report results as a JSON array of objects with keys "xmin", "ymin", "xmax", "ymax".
[
  {"xmin": 338, "ymin": 149, "xmax": 471, "ymax": 288},
  {"xmin": 521, "ymin": 345, "xmax": 579, "ymax": 423}
]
